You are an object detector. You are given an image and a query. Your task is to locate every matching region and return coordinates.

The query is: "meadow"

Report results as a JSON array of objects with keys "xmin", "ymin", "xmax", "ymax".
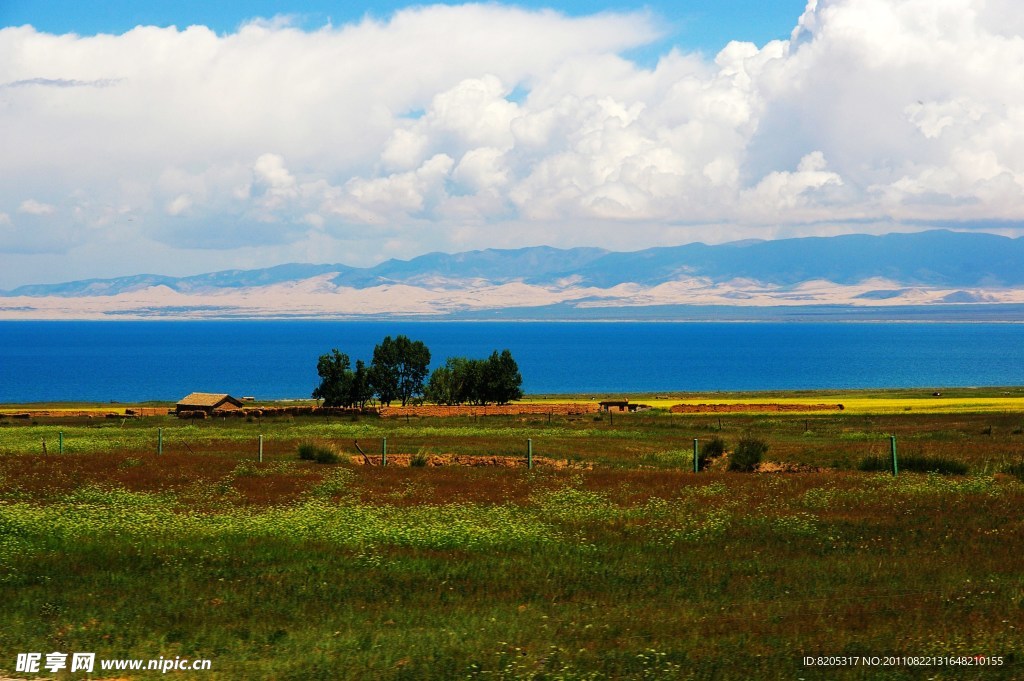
[{"xmin": 1, "ymin": 394, "xmax": 1023, "ymax": 679}]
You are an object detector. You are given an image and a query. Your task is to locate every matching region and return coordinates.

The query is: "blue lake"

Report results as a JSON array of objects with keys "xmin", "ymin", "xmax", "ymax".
[{"xmin": 1, "ymin": 321, "xmax": 1022, "ymax": 402}]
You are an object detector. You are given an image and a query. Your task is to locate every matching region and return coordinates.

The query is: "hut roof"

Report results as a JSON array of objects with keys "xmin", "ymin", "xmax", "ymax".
[{"xmin": 177, "ymin": 392, "xmax": 241, "ymax": 407}]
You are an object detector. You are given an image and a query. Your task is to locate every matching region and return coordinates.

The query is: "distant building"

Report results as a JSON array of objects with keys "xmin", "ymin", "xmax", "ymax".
[
  {"xmin": 599, "ymin": 399, "xmax": 650, "ymax": 413},
  {"xmin": 176, "ymin": 392, "xmax": 245, "ymax": 415}
]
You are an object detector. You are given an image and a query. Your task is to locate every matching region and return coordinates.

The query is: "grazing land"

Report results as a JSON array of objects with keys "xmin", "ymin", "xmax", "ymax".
[{"xmin": 1, "ymin": 391, "xmax": 1023, "ymax": 679}]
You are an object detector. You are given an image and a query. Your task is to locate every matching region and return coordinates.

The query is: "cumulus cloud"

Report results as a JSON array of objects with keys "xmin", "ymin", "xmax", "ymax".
[
  {"xmin": 18, "ymin": 199, "xmax": 56, "ymax": 215},
  {"xmin": 1, "ymin": 0, "xmax": 1023, "ymax": 287}
]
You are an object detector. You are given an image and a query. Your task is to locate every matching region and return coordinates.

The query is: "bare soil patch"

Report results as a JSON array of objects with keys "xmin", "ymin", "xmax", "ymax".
[{"xmin": 348, "ymin": 453, "xmax": 592, "ymax": 469}]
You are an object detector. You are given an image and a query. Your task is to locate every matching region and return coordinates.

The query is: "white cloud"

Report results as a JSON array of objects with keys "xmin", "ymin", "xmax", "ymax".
[
  {"xmin": 165, "ymin": 194, "xmax": 193, "ymax": 216},
  {"xmin": 18, "ymin": 199, "xmax": 56, "ymax": 215},
  {"xmin": 2, "ymin": 0, "xmax": 1024, "ymax": 287}
]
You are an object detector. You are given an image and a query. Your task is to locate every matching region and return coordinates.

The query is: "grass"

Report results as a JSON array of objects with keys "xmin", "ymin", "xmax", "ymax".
[
  {"xmin": 859, "ymin": 454, "xmax": 970, "ymax": 475},
  {"xmin": 1, "ymin": 397, "xmax": 1024, "ymax": 678}
]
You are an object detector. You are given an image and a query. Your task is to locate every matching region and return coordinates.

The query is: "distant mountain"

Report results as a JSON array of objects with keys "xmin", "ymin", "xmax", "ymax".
[
  {"xmin": 6, "ymin": 230, "xmax": 1022, "ymax": 298},
  {"xmin": 3, "ymin": 230, "xmax": 1023, "ymax": 320}
]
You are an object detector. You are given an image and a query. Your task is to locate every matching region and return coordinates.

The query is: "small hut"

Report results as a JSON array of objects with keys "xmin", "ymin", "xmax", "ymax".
[
  {"xmin": 175, "ymin": 392, "xmax": 244, "ymax": 416},
  {"xmin": 598, "ymin": 399, "xmax": 650, "ymax": 413},
  {"xmin": 599, "ymin": 399, "xmax": 631, "ymax": 412}
]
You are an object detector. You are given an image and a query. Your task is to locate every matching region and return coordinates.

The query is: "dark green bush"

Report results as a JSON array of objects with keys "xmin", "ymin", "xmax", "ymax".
[
  {"xmin": 410, "ymin": 451, "xmax": 429, "ymax": 467},
  {"xmin": 298, "ymin": 442, "xmax": 339, "ymax": 464},
  {"xmin": 1001, "ymin": 462, "xmax": 1024, "ymax": 481},
  {"xmin": 857, "ymin": 456, "xmax": 888, "ymax": 472},
  {"xmin": 699, "ymin": 437, "xmax": 726, "ymax": 471},
  {"xmin": 729, "ymin": 438, "xmax": 767, "ymax": 472},
  {"xmin": 859, "ymin": 454, "xmax": 967, "ymax": 475}
]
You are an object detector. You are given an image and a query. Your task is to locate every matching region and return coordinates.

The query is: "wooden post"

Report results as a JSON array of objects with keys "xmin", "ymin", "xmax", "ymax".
[
  {"xmin": 693, "ymin": 438, "xmax": 699, "ymax": 473},
  {"xmin": 527, "ymin": 438, "xmax": 533, "ymax": 469},
  {"xmin": 890, "ymin": 435, "xmax": 898, "ymax": 477},
  {"xmin": 42, "ymin": 438, "xmax": 47, "ymax": 455},
  {"xmin": 258, "ymin": 434, "xmax": 263, "ymax": 463},
  {"xmin": 382, "ymin": 437, "xmax": 387, "ymax": 467}
]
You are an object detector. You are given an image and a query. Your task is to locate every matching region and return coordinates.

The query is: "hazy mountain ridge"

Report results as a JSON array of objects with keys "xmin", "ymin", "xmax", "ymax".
[
  {"xmin": 3, "ymin": 231, "xmax": 1024, "ymax": 320},
  {"xmin": 5, "ymin": 231, "xmax": 1022, "ymax": 298}
]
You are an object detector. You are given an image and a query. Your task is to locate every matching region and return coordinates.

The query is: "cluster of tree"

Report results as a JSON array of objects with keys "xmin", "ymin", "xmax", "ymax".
[
  {"xmin": 313, "ymin": 336, "xmax": 523, "ymax": 407},
  {"xmin": 424, "ymin": 350, "xmax": 523, "ymax": 406},
  {"xmin": 312, "ymin": 335, "xmax": 430, "ymax": 408}
]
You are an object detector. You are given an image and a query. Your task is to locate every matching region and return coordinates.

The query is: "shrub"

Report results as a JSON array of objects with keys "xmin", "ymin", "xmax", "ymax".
[
  {"xmin": 410, "ymin": 451, "xmax": 429, "ymax": 467},
  {"xmin": 298, "ymin": 442, "xmax": 339, "ymax": 464},
  {"xmin": 729, "ymin": 437, "xmax": 767, "ymax": 472},
  {"xmin": 857, "ymin": 456, "xmax": 888, "ymax": 472},
  {"xmin": 859, "ymin": 454, "xmax": 968, "ymax": 475},
  {"xmin": 699, "ymin": 437, "xmax": 726, "ymax": 471},
  {"xmin": 1003, "ymin": 462, "xmax": 1024, "ymax": 482}
]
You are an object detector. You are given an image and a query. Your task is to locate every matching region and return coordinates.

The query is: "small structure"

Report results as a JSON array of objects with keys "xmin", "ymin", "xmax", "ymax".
[
  {"xmin": 176, "ymin": 392, "xmax": 244, "ymax": 416},
  {"xmin": 599, "ymin": 399, "xmax": 650, "ymax": 413}
]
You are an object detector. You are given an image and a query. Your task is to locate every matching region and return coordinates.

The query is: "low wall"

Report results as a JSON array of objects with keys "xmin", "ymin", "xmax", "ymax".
[{"xmin": 378, "ymin": 403, "xmax": 599, "ymax": 418}]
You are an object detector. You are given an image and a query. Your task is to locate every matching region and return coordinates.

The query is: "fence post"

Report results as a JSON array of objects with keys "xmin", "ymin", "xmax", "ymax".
[
  {"xmin": 527, "ymin": 438, "xmax": 533, "ymax": 469},
  {"xmin": 693, "ymin": 438, "xmax": 699, "ymax": 473},
  {"xmin": 382, "ymin": 437, "xmax": 387, "ymax": 467},
  {"xmin": 59, "ymin": 431, "xmax": 64, "ymax": 455},
  {"xmin": 158, "ymin": 428, "xmax": 163, "ymax": 456},
  {"xmin": 890, "ymin": 434, "xmax": 898, "ymax": 477},
  {"xmin": 258, "ymin": 434, "xmax": 263, "ymax": 463}
]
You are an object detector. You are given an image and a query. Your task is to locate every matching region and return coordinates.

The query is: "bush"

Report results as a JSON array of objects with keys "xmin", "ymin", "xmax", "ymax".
[
  {"xmin": 298, "ymin": 442, "xmax": 339, "ymax": 464},
  {"xmin": 729, "ymin": 438, "xmax": 767, "ymax": 472},
  {"xmin": 410, "ymin": 450, "xmax": 429, "ymax": 467},
  {"xmin": 1003, "ymin": 462, "xmax": 1024, "ymax": 482},
  {"xmin": 859, "ymin": 454, "xmax": 968, "ymax": 475},
  {"xmin": 699, "ymin": 437, "xmax": 726, "ymax": 471}
]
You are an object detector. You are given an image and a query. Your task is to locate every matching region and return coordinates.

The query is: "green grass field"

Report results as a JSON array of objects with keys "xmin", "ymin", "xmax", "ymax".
[{"xmin": 1, "ymin": 395, "xmax": 1023, "ymax": 679}]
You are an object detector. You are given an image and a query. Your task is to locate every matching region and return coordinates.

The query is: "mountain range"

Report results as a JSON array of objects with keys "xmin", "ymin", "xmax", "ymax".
[{"xmin": 3, "ymin": 230, "xmax": 1024, "ymax": 320}]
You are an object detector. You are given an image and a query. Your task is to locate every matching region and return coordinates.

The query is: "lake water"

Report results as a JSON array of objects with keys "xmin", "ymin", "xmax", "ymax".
[{"xmin": 1, "ymin": 321, "xmax": 1022, "ymax": 402}]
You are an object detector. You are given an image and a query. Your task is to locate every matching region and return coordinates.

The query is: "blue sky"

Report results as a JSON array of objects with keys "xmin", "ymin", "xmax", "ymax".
[
  {"xmin": 0, "ymin": 0, "xmax": 807, "ymax": 56},
  {"xmin": 1, "ymin": 0, "xmax": 1022, "ymax": 289}
]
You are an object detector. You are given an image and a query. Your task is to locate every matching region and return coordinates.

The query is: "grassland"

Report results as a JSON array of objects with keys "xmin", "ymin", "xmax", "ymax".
[{"xmin": 1, "ymin": 394, "xmax": 1023, "ymax": 679}]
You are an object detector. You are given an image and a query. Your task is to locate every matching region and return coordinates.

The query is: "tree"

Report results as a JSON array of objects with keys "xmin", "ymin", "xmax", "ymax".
[
  {"xmin": 426, "ymin": 349, "xmax": 523, "ymax": 406},
  {"xmin": 369, "ymin": 335, "xmax": 431, "ymax": 406},
  {"xmin": 311, "ymin": 349, "xmax": 354, "ymax": 407},
  {"xmin": 348, "ymin": 359, "xmax": 373, "ymax": 408},
  {"xmin": 425, "ymin": 359, "xmax": 457, "ymax": 405},
  {"xmin": 485, "ymin": 349, "xmax": 523, "ymax": 405}
]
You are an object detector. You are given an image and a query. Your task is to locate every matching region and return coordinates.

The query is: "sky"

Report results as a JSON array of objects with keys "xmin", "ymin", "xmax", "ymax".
[{"xmin": 1, "ymin": 0, "xmax": 1023, "ymax": 288}]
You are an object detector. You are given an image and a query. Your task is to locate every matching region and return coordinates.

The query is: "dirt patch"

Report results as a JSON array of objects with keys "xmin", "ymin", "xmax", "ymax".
[
  {"xmin": 755, "ymin": 460, "xmax": 826, "ymax": 473},
  {"xmin": 701, "ymin": 455, "xmax": 824, "ymax": 473},
  {"xmin": 669, "ymin": 403, "xmax": 843, "ymax": 413},
  {"xmin": 348, "ymin": 454, "xmax": 592, "ymax": 469}
]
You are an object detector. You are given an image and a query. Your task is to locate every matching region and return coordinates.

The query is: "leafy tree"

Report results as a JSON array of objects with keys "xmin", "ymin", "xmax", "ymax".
[
  {"xmin": 369, "ymin": 335, "xmax": 431, "ymax": 406},
  {"xmin": 312, "ymin": 349, "xmax": 354, "ymax": 407},
  {"xmin": 485, "ymin": 349, "xmax": 523, "ymax": 405},
  {"xmin": 426, "ymin": 349, "xmax": 522, "ymax": 405},
  {"xmin": 425, "ymin": 358, "xmax": 459, "ymax": 405},
  {"xmin": 348, "ymin": 359, "xmax": 373, "ymax": 408}
]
